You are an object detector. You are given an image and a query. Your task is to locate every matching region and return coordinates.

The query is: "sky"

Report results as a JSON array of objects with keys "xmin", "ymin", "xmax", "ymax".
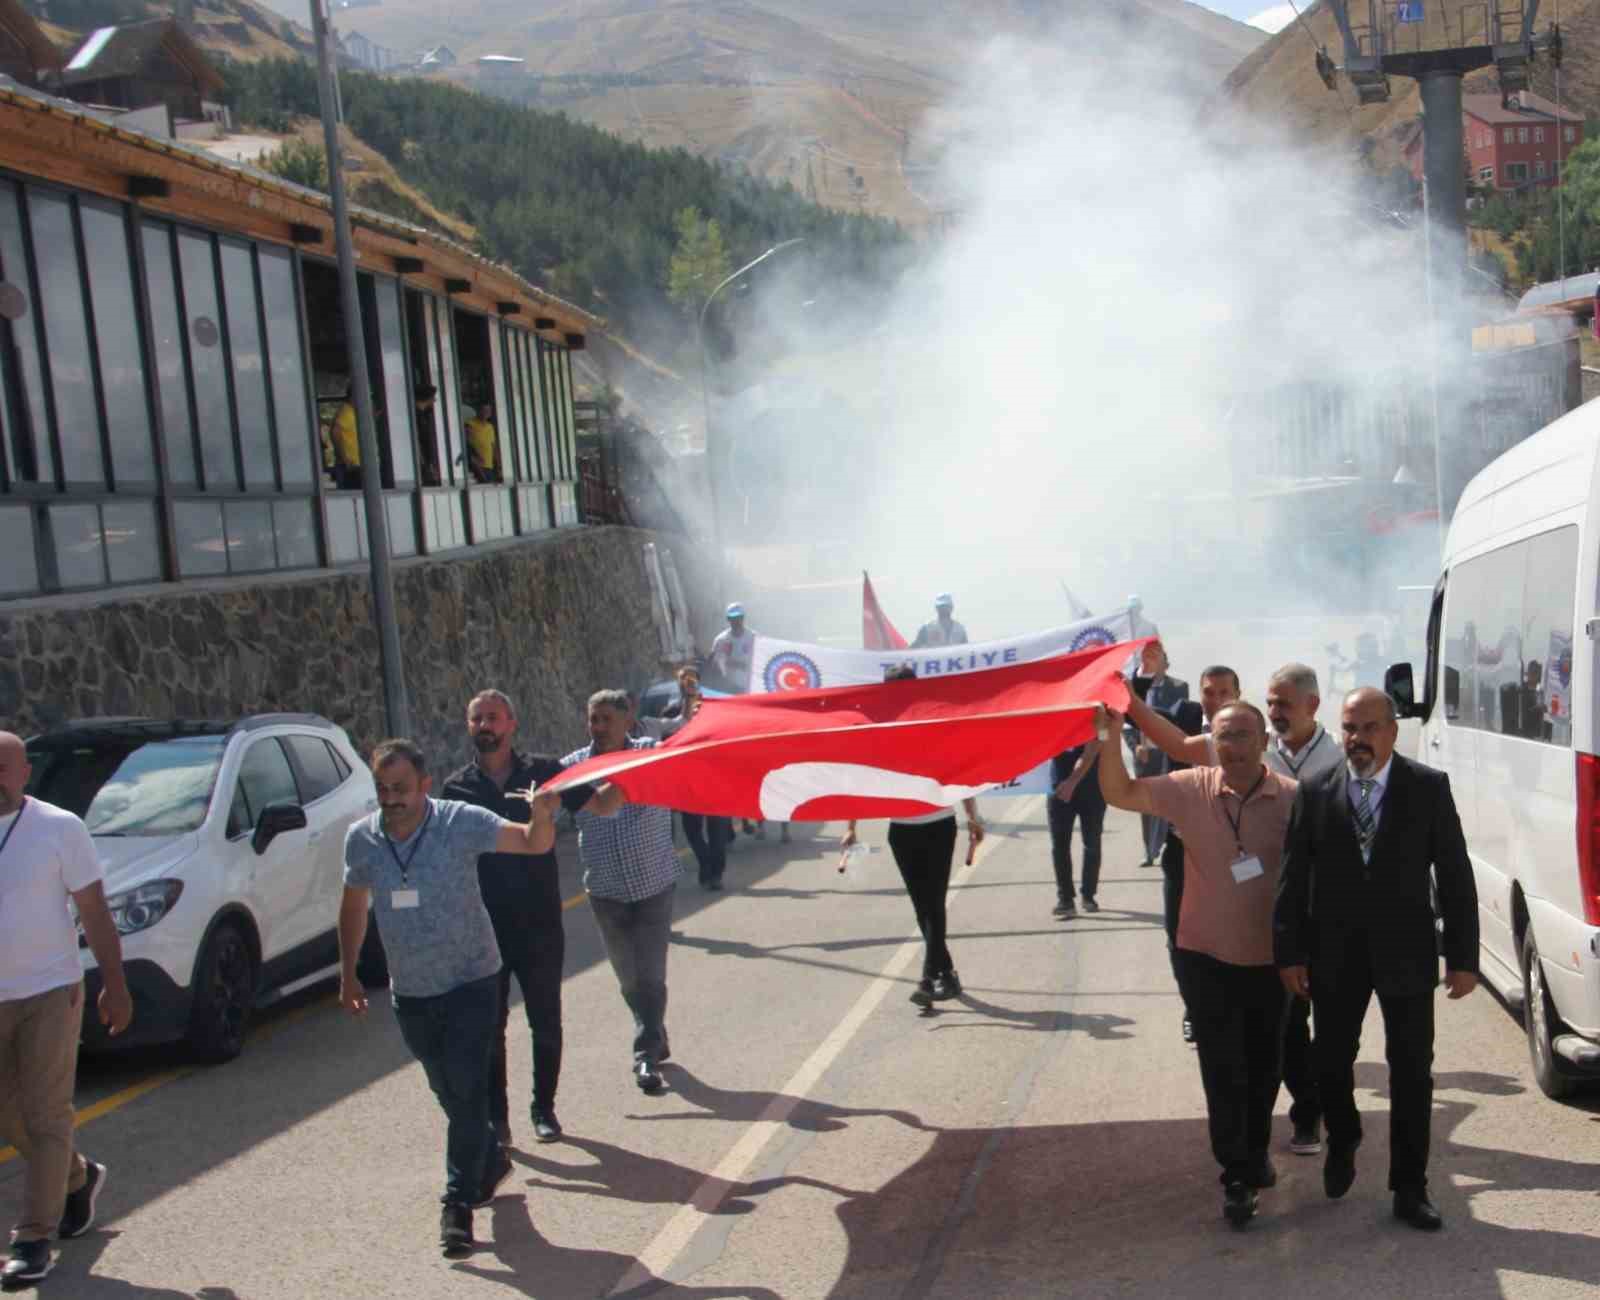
[{"xmin": 1202, "ymin": 0, "xmax": 1300, "ymax": 34}]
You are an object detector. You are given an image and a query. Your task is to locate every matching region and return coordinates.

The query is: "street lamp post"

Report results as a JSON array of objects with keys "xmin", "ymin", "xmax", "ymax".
[
  {"xmin": 309, "ymin": 0, "xmax": 412, "ymax": 737},
  {"xmin": 698, "ymin": 238, "xmax": 804, "ymax": 594}
]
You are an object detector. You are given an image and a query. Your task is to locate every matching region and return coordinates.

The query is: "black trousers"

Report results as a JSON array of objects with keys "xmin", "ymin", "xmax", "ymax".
[
  {"xmin": 1282, "ymin": 995, "xmax": 1321, "ymax": 1131},
  {"xmin": 1160, "ymin": 834, "xmax": 1188, "ymax": 1013},
  {"xmin": 1313, "ymin": 950, "xmax": 1436, "ymax": 1194},
  {"xmin": 483, "ymin": 882, "xmax": 565, "ymax": 1123},
  {"xmin": 682, "ymin": 813, "xmax": 732, "ymax": 884},
  {"xmin": 888, "ymin": 817, "xmax": 959, "ymax": 980},
  {"xmin": 1173, "ymin": 948, "xmax": 1287, "ymax": 1185},
  {"xmin": 1047, "ymin": 796, "xmax": 1104, "ymax": 903}
]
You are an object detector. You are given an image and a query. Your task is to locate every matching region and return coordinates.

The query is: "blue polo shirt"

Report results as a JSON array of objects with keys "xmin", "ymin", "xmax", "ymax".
[{"xmin": 343, "ymin": 798, "xmax": 504, "ymax": 998}]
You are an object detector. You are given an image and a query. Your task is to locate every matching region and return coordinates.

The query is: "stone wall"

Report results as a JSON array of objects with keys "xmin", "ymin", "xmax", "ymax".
[{"xmin": 0, "ymin": 526, "xmax": 719, "ymax": 779}]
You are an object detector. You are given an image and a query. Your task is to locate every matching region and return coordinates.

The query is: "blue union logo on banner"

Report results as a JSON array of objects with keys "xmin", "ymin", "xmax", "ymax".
[{"xmin": 1397, "ymin": 0, "xmax": 1424, "ymax": 21}]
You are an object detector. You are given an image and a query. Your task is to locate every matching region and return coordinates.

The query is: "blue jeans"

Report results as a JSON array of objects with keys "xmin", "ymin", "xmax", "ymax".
[
  {"xmin": 392, "ymin": 972, "xmax": 500, "ymax": 1205},
  {"xmin": 589, "ymin": 886, "xmax": 675, "ymax": 1062}
]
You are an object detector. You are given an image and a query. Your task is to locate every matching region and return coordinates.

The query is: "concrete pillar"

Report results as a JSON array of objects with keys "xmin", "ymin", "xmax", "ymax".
[{"xmin": 1419, "ymin": 68, "xmax": 1470, "ymax": 525}]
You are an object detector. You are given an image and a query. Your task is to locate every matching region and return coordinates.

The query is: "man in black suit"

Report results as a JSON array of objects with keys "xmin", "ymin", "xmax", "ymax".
[{"xmin": 1274, "ymin": 687, "xmax": 1478, "ymax": 1231}]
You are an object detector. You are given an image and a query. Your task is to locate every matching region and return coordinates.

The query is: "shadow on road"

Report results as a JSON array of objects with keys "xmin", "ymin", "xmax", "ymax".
[
  {"xmin": 459, "ymin": 1194, "xmax": 784, "ymax": 1299},
  {"xmin": 621, "ymin": 1064, "xmax": 932, "ymax": 1133}
]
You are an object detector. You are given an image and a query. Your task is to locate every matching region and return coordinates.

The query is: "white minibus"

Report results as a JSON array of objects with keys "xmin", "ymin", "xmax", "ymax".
[{"xmin": 1387, "ymin": 405, "xmax": 1600, "ymax": 1098}]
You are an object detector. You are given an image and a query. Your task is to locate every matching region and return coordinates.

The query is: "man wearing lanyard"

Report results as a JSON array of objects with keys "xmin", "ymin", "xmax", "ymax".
[
  {"xmin": 0, "ymin": 732, "xmax": 132, "ymax": 1288},
  {"xmin": 338, "ymin": 737, "xmax": 568, "ymax": 1258},
  {"xmin": 1123, "ymin": 660, "xmax": 1336, "ymax": 1156},
  {"xmin": 1099, "ymin": 702, "xmax": 1296, "ymax": 1230}
]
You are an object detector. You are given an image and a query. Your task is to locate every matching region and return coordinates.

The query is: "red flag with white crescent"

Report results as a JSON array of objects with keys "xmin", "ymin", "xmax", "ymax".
[
  {"xmin": 862, "ymin": 569, "xmax": 908, "ymax": 650},
  {"xmin": 545, "ymin": 640, "xmax": 1144, "ymax": 821}
]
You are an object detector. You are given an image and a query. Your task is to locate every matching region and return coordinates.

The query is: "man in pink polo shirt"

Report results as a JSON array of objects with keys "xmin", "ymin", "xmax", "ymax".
[{"xmin": 1098, "ymin": 700, "xmax": 1295, "ymax": 1231}]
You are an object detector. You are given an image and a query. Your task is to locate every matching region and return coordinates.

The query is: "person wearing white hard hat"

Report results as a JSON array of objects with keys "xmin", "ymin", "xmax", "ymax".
[
  {"xmin": 708, "ymin": 604, "xmax": 785, "ymax": 841},
  {"xmin": 911, "ymin": 594, "xmax": 968, "ymax": 649},
  {"xmin": 709, "ymin": 603, "xmax": 755, "ymax": 693}
]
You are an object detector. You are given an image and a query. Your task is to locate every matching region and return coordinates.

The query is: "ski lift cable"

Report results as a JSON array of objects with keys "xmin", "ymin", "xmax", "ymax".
[{"xmin": 1286, "ymin": 0, "xmax": 1363, "ymax": 132}]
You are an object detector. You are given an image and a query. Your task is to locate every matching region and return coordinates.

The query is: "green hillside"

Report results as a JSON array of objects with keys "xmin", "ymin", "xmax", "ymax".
[{"xmin": 226, "ymin": 60, "xmax": 908, "ymax": 336}]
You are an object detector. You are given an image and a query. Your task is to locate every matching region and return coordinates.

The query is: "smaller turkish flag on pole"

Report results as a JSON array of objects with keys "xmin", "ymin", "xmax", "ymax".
[
  {"xmin": 863, "ymin": 569, "xmax": 907, "ymax": 650},
  {"xmin": 546, "ymin": 640, "xmax": 1145, "ymax": 821}
]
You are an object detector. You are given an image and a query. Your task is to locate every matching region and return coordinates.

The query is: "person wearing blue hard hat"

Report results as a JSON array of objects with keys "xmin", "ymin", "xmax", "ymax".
[{"xmin": 911, "ymin": 593, "xmax": 968, "ymax": 649}]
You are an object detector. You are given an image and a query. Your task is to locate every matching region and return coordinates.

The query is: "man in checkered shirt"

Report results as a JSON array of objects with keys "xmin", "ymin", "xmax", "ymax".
[{"xmin": 562, "ymin": 689, "xmax": 681, "ymax": 1094}]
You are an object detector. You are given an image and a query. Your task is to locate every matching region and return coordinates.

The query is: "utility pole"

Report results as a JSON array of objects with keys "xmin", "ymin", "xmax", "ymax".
[
  {"xmin": 697, "ymin": 238, "xmax": 805, "ymax": 605},
  {"xmin": 1318, "ymin": 0, "xmax": 1560, "ymax": 527},
  {"xmin": 308, "ymin": 0, "xmax": 413, "ymax": 738}
]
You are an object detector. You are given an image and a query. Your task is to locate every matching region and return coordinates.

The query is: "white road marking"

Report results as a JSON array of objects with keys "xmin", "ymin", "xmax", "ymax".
[{"xmin": 609, "ymin": 798, "xmax": 1042, "ymax": 1295}]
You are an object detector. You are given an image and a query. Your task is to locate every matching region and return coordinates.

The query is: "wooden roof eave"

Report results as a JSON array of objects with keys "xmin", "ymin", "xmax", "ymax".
[{"xmin": 0, "ymin": 84, "xmax": 603, "ymax": 343}]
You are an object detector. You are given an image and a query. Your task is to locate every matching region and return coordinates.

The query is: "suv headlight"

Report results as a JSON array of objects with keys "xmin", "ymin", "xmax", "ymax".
[{"xmin": 79, "ymin": 880, "xmax": 185, "ymax": 942}]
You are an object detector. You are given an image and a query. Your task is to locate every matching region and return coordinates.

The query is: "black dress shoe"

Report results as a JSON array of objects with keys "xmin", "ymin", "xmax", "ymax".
[
  {"xmin": 909, "ymin": 978, "xmax": 935, "ymax": 1008},
  {"xmin": 1223, "ymin": 1180, "xmax": 1258, "ymax": 1228},
  {"xmin": 1324, "ymin": 1146, "xmax": 1357, "ymax": 1199},
  {"xmin": 930, "ymin": 970, "xmax": 962, "ymax": 1001},
  {"xmin": 1394, "ymin": 1193, "xmax": 1443, "ymax": 1231},
  {"xmin": 635, "ymin": 1059, "xmax": 664, "ymax": 1093}
]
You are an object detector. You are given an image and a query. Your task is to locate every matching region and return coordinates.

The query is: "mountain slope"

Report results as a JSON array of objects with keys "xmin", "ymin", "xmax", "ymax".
[{"xmin": 313, "ymin": 0, "xmax": 1265, "ymax": 224}]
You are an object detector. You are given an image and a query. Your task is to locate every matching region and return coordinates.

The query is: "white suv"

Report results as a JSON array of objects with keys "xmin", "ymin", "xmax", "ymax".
[{"xmin": 25, "ymin": 714, "xmax": 382, "ymax": 1062}]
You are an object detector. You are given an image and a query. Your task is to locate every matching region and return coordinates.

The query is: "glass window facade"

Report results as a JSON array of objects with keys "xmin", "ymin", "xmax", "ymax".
[{"xmin": 0, "ymin": 167, "xmax": 583, "ymax": 599}]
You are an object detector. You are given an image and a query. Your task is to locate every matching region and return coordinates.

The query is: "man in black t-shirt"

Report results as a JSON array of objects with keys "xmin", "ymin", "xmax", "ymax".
[{"xmin": 442, "ymin": 689, "xmax": 569, "ymax": 1146}]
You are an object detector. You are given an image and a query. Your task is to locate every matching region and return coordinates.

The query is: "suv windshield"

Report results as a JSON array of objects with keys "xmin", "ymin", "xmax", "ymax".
[{"xmin": 27, "ymin": 735, "xmax": 227, "ymax": 836}]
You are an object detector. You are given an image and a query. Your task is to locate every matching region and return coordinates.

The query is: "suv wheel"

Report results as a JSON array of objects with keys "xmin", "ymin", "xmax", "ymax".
[
  {"xmin": 186, "ymin": 921, "xmax": 256, "ymax": 1063},
  {"xmin": 1522, "ymin": 929, "xmax": 1578, "ymax": 1100}
]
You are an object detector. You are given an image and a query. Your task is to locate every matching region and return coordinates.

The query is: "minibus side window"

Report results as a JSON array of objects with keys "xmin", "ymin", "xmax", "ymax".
[
  {"xmin": 1442, "ymin": 556, "xmax": 1482, "ymax": 725},
  {"xmin": 1517, "ymin": 526, "xmax": 1579, "ymax": 746},
  {"xmin": 1439, "ymin": 526, "xmax": 1578, "ymax": 745}
]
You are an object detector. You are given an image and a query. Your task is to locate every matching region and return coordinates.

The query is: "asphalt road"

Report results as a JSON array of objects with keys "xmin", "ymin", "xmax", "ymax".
[{"xmin": 4, "ymin": 804, "xmax": 1598, "ymax": 1299}]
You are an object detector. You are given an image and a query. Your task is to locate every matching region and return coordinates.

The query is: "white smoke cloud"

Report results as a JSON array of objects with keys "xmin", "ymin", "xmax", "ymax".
[{"xmin": 691, "ymin": 17, "xmax": 1455, "ymax": 699}]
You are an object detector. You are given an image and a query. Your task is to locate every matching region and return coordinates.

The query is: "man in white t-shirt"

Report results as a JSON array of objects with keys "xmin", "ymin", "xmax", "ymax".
[
  {"xmin": 708, "ymin": 603, "xmax": 756, "ymax": 693},
  {"xmin": 0, "ymin": 732, "xmax": 131, "ymax": 1288}
]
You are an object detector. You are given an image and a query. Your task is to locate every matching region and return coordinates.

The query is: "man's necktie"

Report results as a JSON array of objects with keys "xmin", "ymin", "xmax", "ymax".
[{"xmin": 1353, "ymin": 779, "xmax": 1377, "ymax": 863}]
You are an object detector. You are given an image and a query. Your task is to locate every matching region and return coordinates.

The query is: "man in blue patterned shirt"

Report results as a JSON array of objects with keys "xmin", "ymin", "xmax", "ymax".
[
  {"xmin": 562, "ymin": 689, "xmax": 681, "ymax": 1094},
  {"xmin": 338, "ymin": 737, "xmax": 559, "ymax": 1257}
]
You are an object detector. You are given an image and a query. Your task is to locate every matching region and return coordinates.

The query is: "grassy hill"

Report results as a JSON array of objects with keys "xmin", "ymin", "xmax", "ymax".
[
  {"xmin": 28, "ymin": 0, "xmax": 317, "ymax": 61},
  {"xmin": 293, "ymin": 0, "xmax": 1266, "ymax": 225}
]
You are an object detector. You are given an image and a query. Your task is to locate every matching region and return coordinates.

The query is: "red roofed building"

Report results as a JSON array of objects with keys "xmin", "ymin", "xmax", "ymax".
[{"xmin": 1404, "ymin": 91, "xmax": 1583, "ymax": 193}]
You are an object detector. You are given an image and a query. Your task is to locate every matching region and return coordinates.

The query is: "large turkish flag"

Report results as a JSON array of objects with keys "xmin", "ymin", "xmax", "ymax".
[{"xmin": 546, "ymin": 640, "xmax": 1143, "ymax": 821}]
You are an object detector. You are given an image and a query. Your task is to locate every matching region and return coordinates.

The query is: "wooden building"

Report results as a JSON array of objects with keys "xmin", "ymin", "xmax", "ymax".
[
  {"xmin": 0, "ymin": 0, "xmax": 63, "ymax": 89},
  {"xmin": 60, "ymin": 19, "xmax": 226, "ymax": 120},
  {"xmin": 0, "ymin": 77, "xmax": 599, "ymax": 599}
]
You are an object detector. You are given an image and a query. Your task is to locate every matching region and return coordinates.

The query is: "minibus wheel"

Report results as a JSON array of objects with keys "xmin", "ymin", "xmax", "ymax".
[{"xmin": 1521, "ymin": 930, "xmax": 1578, "ymax": 1100}]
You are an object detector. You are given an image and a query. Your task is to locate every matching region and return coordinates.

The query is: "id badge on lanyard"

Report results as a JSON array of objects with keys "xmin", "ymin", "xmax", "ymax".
[{"xmin": 1223, "ymin": 772, "xmax": 1267, "ymax": 885}]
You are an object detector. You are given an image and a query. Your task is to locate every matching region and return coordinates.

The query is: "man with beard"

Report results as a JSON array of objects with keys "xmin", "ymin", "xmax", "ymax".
[
  {"xmin": 339, "ymin": 738, "xmax": 566, "ymax": 1257},
  {"xmin": 1275, "ymin": 688, "xmax": 1478, "ymax": 1232},
  {"xmin": 442, "ymin": 690, "xmax": 569, "ymax": 1148},
  {"xmin": 562, "ymin": 691, "xmax": 681, "ymax": 1094}
]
